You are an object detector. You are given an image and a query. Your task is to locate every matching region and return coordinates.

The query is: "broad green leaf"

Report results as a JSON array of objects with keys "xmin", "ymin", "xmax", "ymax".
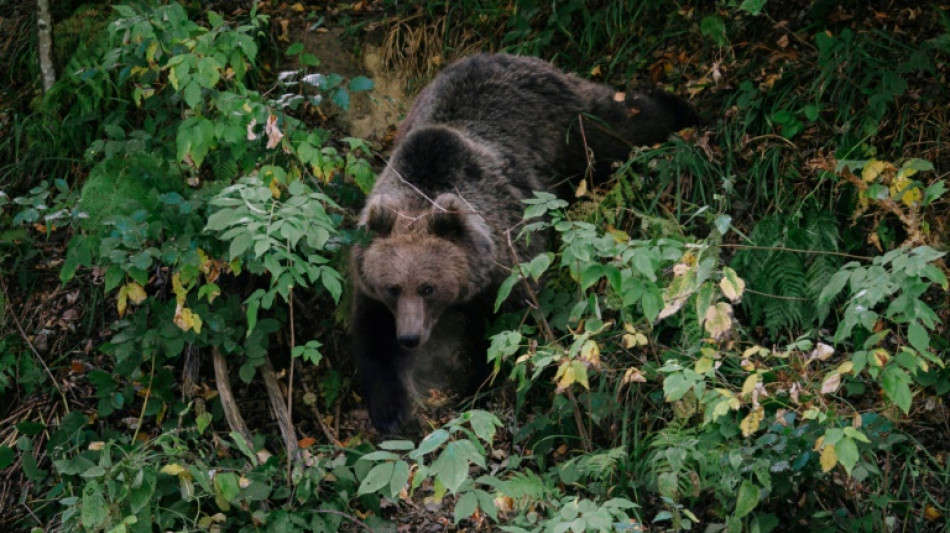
[
  {"xmin": 432, "ymin": 442, "xmax": 468, "ymax": 494},
  {"xmin": 348, "ymin": 75, "xmax": 375, "ymax": 92},
  {"xmin": 214, "ymin": 472, "xmax": 241, "ymax": 502},
  {"xmin": 413, "ymin": 429, "xmax": 450, "ymax": 457},
  {"xmin": 358, "ymin": 462, "xmax": 395, "ymax": 495},
  {"xmin": 390, "ymin": 461, "xmax": 410, "ymax": 499},
  {"xmin": 881, "ymin": 365, "xmax": 912, "ymax": 413},
  {"xmin": 835, "ymin": 437, "xmax": 859, "ymax": 475},
  {"xmin": 82, "ymin": 481, "xmax": 108, "ymax": 530},
  {"xmin": 454, "ymin": 492, "xmax": 479, "ymax": 524},
  {"xmin": 734, "ymin": 480, "xmax": 759, "ymax": 518}
]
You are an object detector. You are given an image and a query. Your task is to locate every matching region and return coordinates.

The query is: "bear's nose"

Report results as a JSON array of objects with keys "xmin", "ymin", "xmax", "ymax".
[{"xmin": 398, "ymin": 334, "xmax": 421, "ymax": 349}]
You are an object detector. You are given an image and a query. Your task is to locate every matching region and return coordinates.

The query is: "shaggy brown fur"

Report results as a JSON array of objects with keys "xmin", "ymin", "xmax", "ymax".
[{"xmin": 350, "ymin": 54, "xmax": 698, "ymax": 432}]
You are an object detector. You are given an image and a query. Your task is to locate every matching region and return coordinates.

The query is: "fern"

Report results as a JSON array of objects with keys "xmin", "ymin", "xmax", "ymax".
[
  {"xmin": 731, "ymin": 207, "xmax": 842, "ymax": 338},
  {"xmin": 482, "ymin": 470, "xmax": 558, "ymax": 509}
]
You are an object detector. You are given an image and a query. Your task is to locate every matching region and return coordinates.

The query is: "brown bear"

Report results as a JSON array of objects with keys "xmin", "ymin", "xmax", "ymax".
[{"xmin": 350, "ymin": 54, "xmax": 698, "ymax": 432}]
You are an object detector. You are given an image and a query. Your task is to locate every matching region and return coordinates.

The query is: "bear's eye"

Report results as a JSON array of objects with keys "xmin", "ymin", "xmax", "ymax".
[
  {"xmin": 418, "ymin": 284, "xmax": 435, "ymax": 297},
  {"xmin": 386, "ymin": 285, "xmax": 401, "ymax": 298}
]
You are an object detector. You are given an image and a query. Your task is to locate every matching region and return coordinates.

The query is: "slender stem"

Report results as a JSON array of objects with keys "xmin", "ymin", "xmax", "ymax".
[{"xmin": 1, "ymin": 279, "xmax": 69, "ymax": 412}]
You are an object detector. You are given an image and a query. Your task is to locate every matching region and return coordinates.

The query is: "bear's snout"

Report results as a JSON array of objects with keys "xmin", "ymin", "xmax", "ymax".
[
  {"xmin": 395, "ymin": 296, "xmax": 433, "ymax": 349},
  {"xmin": 398, "ymin": 334, "xmax": 421, "ymax": 349}
]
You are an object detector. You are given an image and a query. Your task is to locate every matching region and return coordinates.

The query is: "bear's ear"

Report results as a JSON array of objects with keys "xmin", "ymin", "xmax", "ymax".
[
  {"xmin": 360, "ymin": 194, "xmax": 397, "ymax": 238},
  {"xmin": 429, "ymin": 193, "xmax": 495, "ymax": 256}
]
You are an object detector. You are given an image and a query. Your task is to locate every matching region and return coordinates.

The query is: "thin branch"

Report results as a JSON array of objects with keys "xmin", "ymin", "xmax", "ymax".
[
  {"xmin": 390, "ymin": 166, "xmax": 443, "ymax": 210},
  {"xmin": 0, "ymin": 278, "xmax": 69, "ymax": 412},
  {"xmin": 287, "ymin": 287, "xmax": 296, "ymax": 481},
  {"xmin": 718, "ymin": 243, "xmax": 871, "ymax": 261}
]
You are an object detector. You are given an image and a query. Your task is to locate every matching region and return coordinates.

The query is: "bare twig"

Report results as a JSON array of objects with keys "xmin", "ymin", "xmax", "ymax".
[
  {"xmin": 0, "ymin": 278, "xmax": 69, "ymax": 412},
  {"xmin": 315, "ymin": 509, "xmax": 376, "ymax": 532},
  {"xmin": 300, "ymin": 380, "xmax": 343, "ymax": 447},
  {"xmin": 131, "ymin": 351, "xmax": 157, "ymax": 443},
  {"xmin": 287, "ymin": 288, "xmax": 296, "ymax": 480},
  {"xmin": 391, "ymin": 166, "xmax": 443, "ymax": 209},
  {"xmin": 718, "ymin": 243, "xmax": 872, "ymax": 261}
]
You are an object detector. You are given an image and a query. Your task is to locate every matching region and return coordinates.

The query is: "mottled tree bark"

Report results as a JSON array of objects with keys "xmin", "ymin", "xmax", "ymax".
[{"xmin": 36, "ymin": 0, "xmax": 55, "ymax": 92}]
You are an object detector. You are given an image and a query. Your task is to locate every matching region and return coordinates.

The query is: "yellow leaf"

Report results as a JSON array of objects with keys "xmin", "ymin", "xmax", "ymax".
[
  {"xmin": 871, "ymin": 349, "xmax": 890, "ymax": 367},
  {"xmin": 573, "ymin": 360, "xmax": 590, "ymax": 390},
  {"xmin": 160, "ymin": 463, "xmax": 188, "ymax": 476},
  {"xmin": 126, "ymin": 282, "xmax": 147, "ymax": 305},
  {"xmin": 117, "ymin": 285, "xmax": 129, "ymax": 317},
  {"xmin": 622, "ymin": 334, "xmax": 637, "ymax": 349},
  {"xmin": 820, "ymin": 444, "xmax": 837, "ymax": 473},
  {"xmin": 836, "ymin": 361, "xmax": 853, "ymax": 375},
  {"xmin": 862, "ymin": 159, "xmax": 887, "ymax": 182},
  {"xmin": 703, "ymin": 302, "xmax": 733, "ymax": 340},
  {"xmin": 269, "ymin": 179, "xmax": 282, "ymax": 199},
  {"xmin": 695, "ymin": 356, "xmax": 714, "ymax": 374},
  {"xmin": 740, "ymin": 406, "xmax": 764, "ymax": 437},
  {"xmin": 719, "ymin": 267, "xmax": 746, "ymax": 302},
  {"xmin": 889, "ymin": 176, "xmax": 921, "ymax": 206},
  {"xmin": 580, "ymin": 339, "xmax": 601, "ymax": 368},
  {"xmin": 574, "ymin": 178, "xmax": 588, "ymax": 198},
  {"xmin": 555, "ymin": 360, "xmax": 575, "ymax": 393},
  {"xmin": 622, "ymin": 367, "xmax": 647, "ymax": 383},
  {"xmin": 743, "ymin": 345, "xmax": 766, "ymax": 358},
  {"xmin": 174, "ymin": 303, "xmax": 203, "ymax": 333},
  {"xmin": 172, "ymin": 272, "xmax": 188, "ymax": 305},
  {"xmin": 742, "ymin": 373, "xmax": 760, "ymax": 397}
]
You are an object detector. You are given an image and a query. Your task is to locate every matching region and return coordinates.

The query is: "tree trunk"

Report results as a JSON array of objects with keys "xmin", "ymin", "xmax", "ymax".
[{"xmin": 36, "ymin": 0, "xmax": 55, "ymax": 92}]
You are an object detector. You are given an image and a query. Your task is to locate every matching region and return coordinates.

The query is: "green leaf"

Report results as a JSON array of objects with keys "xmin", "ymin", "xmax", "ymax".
[
  {"xmin": 714, "ymin": 214, "xmax": 732, "ymax": 235},
  {"xmin": 432, "ymin": 442, "xmax": 468, "ymax": 494},
  {"xmin": 663, "ymin": 372, "xmax": 692, "ymax": 402},
  {"xmin": 82, "ymin": 481, "xmax": 108, "ymax": 530},
  {"xmin": 0, "ymin": 446, "xmax": 14, "ymax": 469},
  {"xmin": 214, "ymin": 472, "xmax": 241, "ymax": 502},
  {"xmin": 413, "ymin": 429, "xmax": 450, "ymax": 457},
  {"xmin": 379, "ymin": 440, "xmax": 415, "ymax": 451},
  {"xmin": 494, "ymin": 275, "xmax": 519, "ymax": 312},
  {"xmin": 734, "ymin": 480, "xmax": 759, "ymax": 518},
  {"xmin": 348, "ymin": 75, "xmax": 375, "ymax": 92},
  {"xmin": 286, "ymin": 42, "xmax": 304, "ymax": 55},
  {"xmin": 835, "ymin": 437, "xmax": 859, "ymax": 475},
  {"xmin": 454, "ymin": 492, "xmax": 479, "ymax": 524},
  {"xmin": 922, "ymin": 180, "xmax": 947, "ymax": 206},
  {"xmin": 390, "ymin": 460, "xmax": 410, "ymax": 499},
  {"xmin": 700, "ymin": 15, "xmax": 728, "ymax": 46},
  {"xmin": 358, "ymin": 462, "xmax": 394, "ymax": 495},
  {"xmin": 881, "ymin": 365, "xmax": 912, "ymax": 413},
  {"xmin": 907, "ymin": 320, "xmax": 930, "ymax": 354},
  {"xmin": 331, "ymin": 88, "xmax": 350, "ymax": 111},
  {"xmin": 818, "ymin": 270, "xmax": 850, "ymax": 307}
]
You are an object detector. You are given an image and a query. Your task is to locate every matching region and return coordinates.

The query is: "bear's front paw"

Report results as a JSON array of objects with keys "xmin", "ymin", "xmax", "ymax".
[{"xmin": 367, "ymin": 393, "xmax": 408, "ymax": 435}]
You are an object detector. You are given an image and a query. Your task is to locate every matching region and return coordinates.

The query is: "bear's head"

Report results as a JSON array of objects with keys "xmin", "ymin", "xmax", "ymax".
[{"xmin": 353, "ymin": 192, "xmax": 496, "ymax": 349}]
